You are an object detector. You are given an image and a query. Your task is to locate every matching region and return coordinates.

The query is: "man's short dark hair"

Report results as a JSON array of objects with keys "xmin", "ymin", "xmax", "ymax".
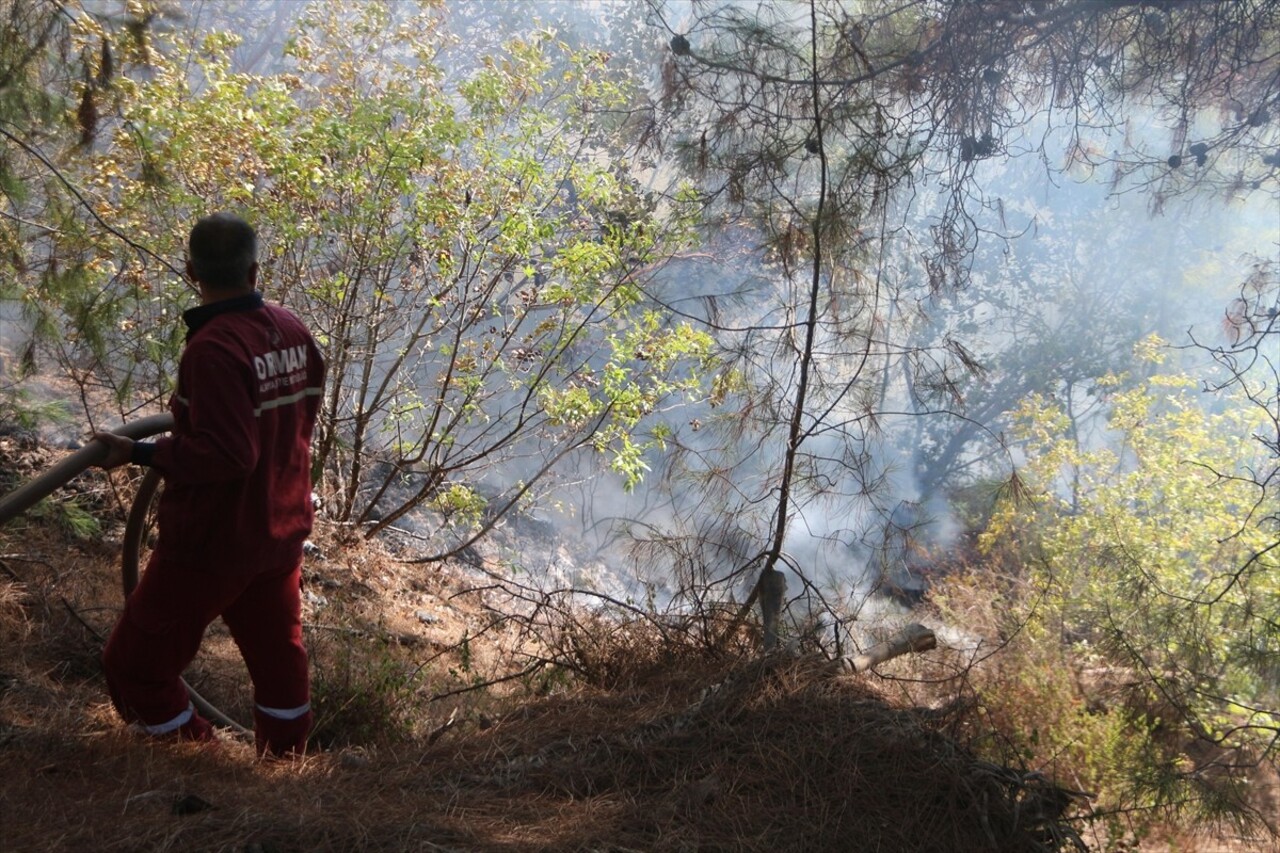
[{"xmin": 189, "ymin": 213, "xmax": 257, "ymax": 291}]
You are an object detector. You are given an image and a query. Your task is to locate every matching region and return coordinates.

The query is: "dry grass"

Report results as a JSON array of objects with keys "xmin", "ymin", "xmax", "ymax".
[
  {"xmin": 0, "ymin": 521, "xmax": 1077, "ymax": 853},
  {"xmin": 0, "ymin": 652, "xmax": 1087, "ymax": 851},
  {"xmin": 1, "ymin": 441, "xmax": 1274, "ymax": 852}
]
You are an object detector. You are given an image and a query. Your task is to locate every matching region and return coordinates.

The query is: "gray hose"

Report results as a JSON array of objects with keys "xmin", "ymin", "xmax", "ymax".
[
  {"xmin": 0, "ymin": 413, "xmax": 250, "ymax": 737},
  {"xmin": 121, "ymin": 466, "xmax": 162, "ymax": 600},
  {"xmin": 0, "ymin": 413, "xmax": 174, "ymax": 526}
]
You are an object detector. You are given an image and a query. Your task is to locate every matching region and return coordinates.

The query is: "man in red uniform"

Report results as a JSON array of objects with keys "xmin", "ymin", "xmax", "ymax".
[{"xmin": 95, "ymin": 213, "xmax": 325, "ymax": 756}]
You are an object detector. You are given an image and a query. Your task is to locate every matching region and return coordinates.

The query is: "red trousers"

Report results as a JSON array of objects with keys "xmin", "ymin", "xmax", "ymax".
[{"xmin": 102, "ymin": 550, "xmax": 311, "ymax": 755}]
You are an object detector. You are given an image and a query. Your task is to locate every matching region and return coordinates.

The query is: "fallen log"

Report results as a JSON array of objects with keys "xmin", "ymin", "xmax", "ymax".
[{"xmin": 842, "ymin": 622, "xmax": 936, "ymax": 673}]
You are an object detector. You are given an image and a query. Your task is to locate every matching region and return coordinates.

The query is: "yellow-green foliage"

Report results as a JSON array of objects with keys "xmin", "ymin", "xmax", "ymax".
[
  {"xmin": 952, "ymin": 353, "xmax": 1277, "ymax": 837},
  {"xmin": 46, "ymin": 1, "xmax": 713, "ymax": 524}
]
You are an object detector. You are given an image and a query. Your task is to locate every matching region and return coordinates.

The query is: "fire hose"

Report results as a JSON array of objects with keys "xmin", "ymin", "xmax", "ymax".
[{"xmin": 0, "ymin": 414, "xmax": 250, "ymax": 737}]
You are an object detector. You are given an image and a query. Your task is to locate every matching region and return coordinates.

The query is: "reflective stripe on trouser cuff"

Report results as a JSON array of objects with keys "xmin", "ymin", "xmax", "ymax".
[
  {"xmin": 133, "ymin": 702, "xmax": 193, "ymax": 735},
  {"xmin": 256, "ymin": 701, "xmax": 311, "ymax": 721}
]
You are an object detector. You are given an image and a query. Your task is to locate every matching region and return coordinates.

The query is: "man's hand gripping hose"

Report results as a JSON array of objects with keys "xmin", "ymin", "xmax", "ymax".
[{"xmin": 0, "ymin": 414, "xmax": 251, "ymax": 737}]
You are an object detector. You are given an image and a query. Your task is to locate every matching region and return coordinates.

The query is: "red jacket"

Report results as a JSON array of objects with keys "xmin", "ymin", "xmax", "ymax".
[{"xmin": 140, "ymin": 293, "xmax": 324, "ymax": 567}]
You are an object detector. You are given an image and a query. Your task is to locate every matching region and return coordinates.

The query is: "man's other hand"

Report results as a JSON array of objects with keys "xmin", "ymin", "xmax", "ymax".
[{"xmin": 93, "ymin": 432, "xmax": 135, "ymax": 470}]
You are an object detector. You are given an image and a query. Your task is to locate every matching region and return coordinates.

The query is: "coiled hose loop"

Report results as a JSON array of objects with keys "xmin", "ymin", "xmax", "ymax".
[{"xmin": 0, "ymin": 415, "xmax": 249, "ymax": 736}]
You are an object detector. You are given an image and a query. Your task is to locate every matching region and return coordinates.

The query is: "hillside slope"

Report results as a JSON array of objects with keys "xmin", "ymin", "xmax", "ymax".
[{"xmin": 0, "ymin": 434, "xmax": 1269, "ymax": 852}]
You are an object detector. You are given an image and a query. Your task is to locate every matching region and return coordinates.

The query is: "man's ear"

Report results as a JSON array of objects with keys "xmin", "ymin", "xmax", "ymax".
[
  {"xmin": 248, "ymin": 262, "xmax": 259, "ymax": 289},
  {"xmin": 185, "ymin": 259, "xmax": 196, "ymax": 283}
]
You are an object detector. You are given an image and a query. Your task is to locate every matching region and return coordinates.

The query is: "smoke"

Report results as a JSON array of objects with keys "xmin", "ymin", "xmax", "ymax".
[{"xmin": 565, "ymin": 104, "xmax": 1277, "ymax": 623}]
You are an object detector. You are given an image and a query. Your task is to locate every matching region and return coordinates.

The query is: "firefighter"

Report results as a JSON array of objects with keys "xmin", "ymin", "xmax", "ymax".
[{"xmin": 94, "ymin": 213, "xmax": 325, "ymax": 757}]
